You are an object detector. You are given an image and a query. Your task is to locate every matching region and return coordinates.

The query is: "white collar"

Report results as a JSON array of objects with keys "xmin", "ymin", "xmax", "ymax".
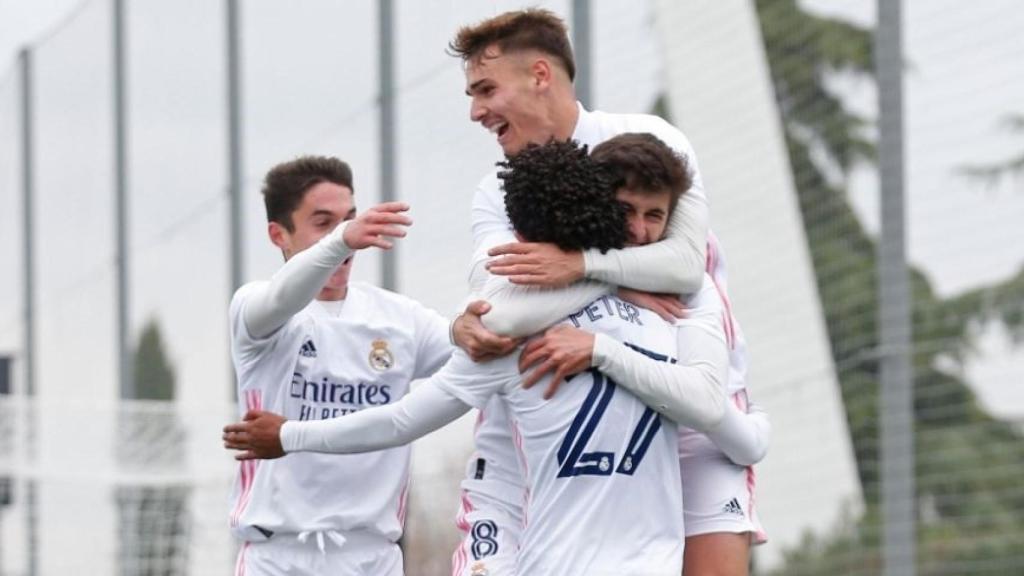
[{"xmin": 569, "ymin": 101, "xmax": 599, "ymax": 146}]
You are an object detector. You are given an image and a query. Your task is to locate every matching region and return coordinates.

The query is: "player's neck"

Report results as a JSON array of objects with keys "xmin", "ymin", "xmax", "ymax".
[
  {"xmin": 316, "ymin": 285, "xmax": 347, "ymax": 301},
  {"xmin": 552, "ymin": 93, "xmax": 581, "ymax": 141}
]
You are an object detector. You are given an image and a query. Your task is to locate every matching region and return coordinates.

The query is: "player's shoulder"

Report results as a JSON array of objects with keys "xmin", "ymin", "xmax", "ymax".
[
  {"xmin": 591, "ymin": 109, "xmax": 694, "ymax": 153},
  {"xmin": 229, "ymin": 280, "xmax": 269, "ymax": 313},
  {"xmin": 473, "ymin": 170, "xmax": 504, "ymax": 202},
  {"xmin": 591, "ymin": 109, "xmax": 681, "ymax": 135}
]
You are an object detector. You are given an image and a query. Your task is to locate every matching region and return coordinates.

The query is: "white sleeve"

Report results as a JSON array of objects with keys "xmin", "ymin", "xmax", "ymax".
[
  {"xmin": 590, "ymin": 279, "xmax": 728, "ymax": 431},
  {"xmin": 242, "ymin": 221, "xmax": 353, "ymax": 338},
  {"xmin": 280, "ymin": 382, "xmax": 471, "ymax": 454},
  {"xmin": 476, "ymin": 271, "xmax": 611, "ymax": 337},
  {"xmin": 469, "ymin": 174, "xmax": 613, "ymax": 337},
  {"xmin": 583, "ymin": 122, "xmax": 708, "ymax": 295},
  {"xmin": 433, "ymin": 348, "xmax": 520, "ymax": 409},
  {"xmin": 704, "ymin": 399, "xmax": 770, "ymax": 466}
]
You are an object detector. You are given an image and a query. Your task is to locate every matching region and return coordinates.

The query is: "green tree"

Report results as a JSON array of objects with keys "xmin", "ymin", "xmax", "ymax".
[
  {"xmin": 133, "ymin": 319, "xmax": 175, "ymax": 401},
  {"xmin": 120, "ymin": 320, "xmax": 189, "ymax": 575},
  {"xmin": 747, "ymin": 0, "xmax": 1024, "ymax": 573},
  {"xmin": 960, "ymin": 114, "xmax": 1024, "ymax": 189}
]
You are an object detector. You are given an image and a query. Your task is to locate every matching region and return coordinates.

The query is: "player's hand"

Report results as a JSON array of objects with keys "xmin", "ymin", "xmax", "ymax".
[
  {"xmin": 453, "ymin": 300, "xmax": 521, "ymax": 362},
  {"xmin": 485, "ymin": 242, "xmax": 584, "ymax": 287},
  {"xmin": 519, "ymin": 325, "xmax": 594, "ymax": 399},
  {"xmin": 342, "ymin": 201, "xmax": 412, "ymax": 250},
  {"xmin": 223, "ymin": 410, "xmax": 287, "ymax": 460},
  {"xmin": 617, "ymin": 288, "xmax": 686, "ymax": 322}
]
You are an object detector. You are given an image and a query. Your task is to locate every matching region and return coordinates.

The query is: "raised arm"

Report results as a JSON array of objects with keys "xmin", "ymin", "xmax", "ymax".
[{"xmin": 242, "ymin": 202, "xmax": 411, "ymax": 338}]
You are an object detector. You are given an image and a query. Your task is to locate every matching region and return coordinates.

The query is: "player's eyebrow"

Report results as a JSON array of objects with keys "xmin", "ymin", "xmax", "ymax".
[
  {"xmin": 310, "ymin": 209, "xmax": 338, "ymax": 219},
  {"xmin": 465, "ymin": 79, "xmax": 488, "ymax": 96}
]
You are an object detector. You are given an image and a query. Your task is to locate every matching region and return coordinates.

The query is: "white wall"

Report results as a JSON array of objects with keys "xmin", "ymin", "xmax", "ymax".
[{"xmin": 654, "ymin": 0, "xmax": 864, "ymax": 567}]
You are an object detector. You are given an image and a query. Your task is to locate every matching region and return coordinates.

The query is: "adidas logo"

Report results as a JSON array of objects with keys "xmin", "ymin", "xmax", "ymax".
[
  {"xmin": 299, "ymin": 340, "xmax": 317, "ymax": 358},
  {"xmin": 722, "ymin": 498, "xmax": 744, "ymax": 517}
]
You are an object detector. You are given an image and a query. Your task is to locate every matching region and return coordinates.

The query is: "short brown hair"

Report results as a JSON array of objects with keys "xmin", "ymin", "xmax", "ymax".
[
  {"xmin": 591, "ymin": 133, "xmax": 691, "ymax": 215},
  {"xmin": 449, "ymin": 9, "xmax": 575, "ymax": 80},
  {"xmin": 261, "ymin": 156, "xmax": 353, "ymax": 231}
]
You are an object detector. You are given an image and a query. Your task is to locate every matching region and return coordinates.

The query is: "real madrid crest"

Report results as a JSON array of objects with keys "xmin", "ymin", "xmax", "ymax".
[
  {"xmin": 369, "ymin": 339, "xmax": 395, "ymax": 372},
  {"xmin": 470, "ymin": 561, "xmax": 490, "ymax": 576}
]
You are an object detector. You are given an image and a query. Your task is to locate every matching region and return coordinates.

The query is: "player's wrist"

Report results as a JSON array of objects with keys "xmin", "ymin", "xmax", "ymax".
[
  {"xmin": 590, "ymin": 333, "xmax": 616, "ymax": 368},
  {"xmin": 278, "ymin": 420, "xmax": 299, "ymax": 453},
  {"xmin": 449, "ymin": 313, "xmax": 464, "ymax": 346}
]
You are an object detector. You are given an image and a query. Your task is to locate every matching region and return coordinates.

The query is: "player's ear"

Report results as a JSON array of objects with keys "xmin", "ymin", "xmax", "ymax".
[
  {"xmin": 530, "ymin": 57, "xmax": 552, "ymax": 90},
  {"xmin": 268, "ymin": 221, "xmax": 290, "ymax": 252}
]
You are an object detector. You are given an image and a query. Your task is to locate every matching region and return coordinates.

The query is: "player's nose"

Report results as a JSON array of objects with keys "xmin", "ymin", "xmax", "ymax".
[
  {"xmin": 470, "ymin": 99, "xmax": 486, "ymax": 123},
  {"xmin": 627, "ymin": 217, "xmax": 644, "ymax": 244}
]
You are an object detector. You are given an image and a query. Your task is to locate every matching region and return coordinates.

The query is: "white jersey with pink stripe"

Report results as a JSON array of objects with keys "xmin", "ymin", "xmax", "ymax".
[
  {"xmin": 228, "ymin": 280, "xmax": 452, "ymax": 542},
  {"xmin": 705, "ymin": 231, "xmax": 748, "ymax": 397}
]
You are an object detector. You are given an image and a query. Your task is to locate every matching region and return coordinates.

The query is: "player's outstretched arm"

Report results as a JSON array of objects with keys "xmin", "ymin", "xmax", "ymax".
[
  {"xmin": 223, "ymin": 382, "xmax": 471, "ymax": 459},
  {"xmin": 520, "ymin": 279, "xmax": 728, "ymax": 431},
  {"xmin": 705, "ymin": 399, "xmax": 770, "ymax": 466},
  {"xmin": 242, "ymin": 202, "xmax": 412, "ymax": 338},
  {"xmin": 520, "ymin": 322, "xmax": 727, "ymax": 432}
]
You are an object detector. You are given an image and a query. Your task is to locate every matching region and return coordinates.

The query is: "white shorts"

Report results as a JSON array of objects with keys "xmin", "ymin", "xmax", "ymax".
[
  {"xmin": 679, "ymin": 430, "xmax": 767, "ymax": 544},
  {"xmin": 234, "ymin": 531, "xmax": 403, "ymax": 576},
  {"xmin": 451, "ymin": 490, "xmax": 522, "ymax": 576}
]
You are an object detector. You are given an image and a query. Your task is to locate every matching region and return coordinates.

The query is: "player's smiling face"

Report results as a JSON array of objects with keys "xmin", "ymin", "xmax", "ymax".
[
  {"xmin": 270, "ymin": 181, "xmax": 357, "ymax": 299},
  {"xmin": 617, "ymin": 187, "xmax": 671, "ymax": 247},
  {"xmin": 465, "ymin": 46, "xmax": 557, "ymax": 155}
]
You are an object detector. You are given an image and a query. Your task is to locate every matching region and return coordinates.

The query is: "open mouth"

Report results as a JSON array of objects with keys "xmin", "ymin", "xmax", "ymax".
[{"xmin": 489, "ymin": 121, "xmax": 510, "ymax": 141}]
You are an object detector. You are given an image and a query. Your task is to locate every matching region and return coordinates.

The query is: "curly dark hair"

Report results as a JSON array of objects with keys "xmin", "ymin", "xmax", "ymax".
[{"xmin": 498, "ymin": 140, "xmax": 626, "ymax": 253}]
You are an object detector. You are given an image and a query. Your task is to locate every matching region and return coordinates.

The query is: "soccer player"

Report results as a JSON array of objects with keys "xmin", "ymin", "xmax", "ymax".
[
  {"xmin": 225, "ymin": 136, "xmax": 730, "ymax": 576},
  {"xmin": 227, "ymin": 156, "xmax": 456, "ymax": 575},
  {"xmin": 443, "ymin": 12, "xmax": 713, "ymax": 573},
  {"xmin": 443, "ymin": 10, "xmax": 770, "ymax": 576}
]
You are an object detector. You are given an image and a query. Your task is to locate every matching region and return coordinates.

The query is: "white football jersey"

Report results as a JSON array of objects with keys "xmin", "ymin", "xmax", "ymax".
[
  {"xmin": 705, "ymin": 231, "xmax": 748, "ymax": 396},
  {"xmin": 228, "ymin": 281, "xmax": 451, "ymax": 542},
  {"xmin": 459, "ymin": 398, "xmax": 528, "ymax": 517},
  {"xmin": 437, "ymin": 296, "xmax": 684, "ymax": 576}
]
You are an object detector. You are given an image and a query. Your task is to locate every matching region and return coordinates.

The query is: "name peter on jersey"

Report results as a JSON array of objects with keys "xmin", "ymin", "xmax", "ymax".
[{"xmin": 568, "ymin": 295, "xmax": 644, "ymax": 329}]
